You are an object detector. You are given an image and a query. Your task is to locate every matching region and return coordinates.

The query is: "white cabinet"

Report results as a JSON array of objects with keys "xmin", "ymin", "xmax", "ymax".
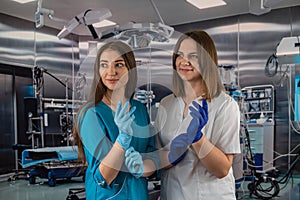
[{"xmin": 247, "ymin": 122, "xmax": 274, "ymax": 172}]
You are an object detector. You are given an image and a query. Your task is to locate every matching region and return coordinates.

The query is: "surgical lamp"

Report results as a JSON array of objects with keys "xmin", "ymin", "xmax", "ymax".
[
  {"xmin": 118, "ymin": 0, "xmax": 174, "ymax": 48},
  {"xmin": 98, "ymin": 0, "xmax": 174, "ymax": 48},
  {"xmin": 99, "ymin": 22, "xmax": 174, "ymax": 49},
  {"xmin": 114, "ymin": 22, "xmax": 174, "ymax": 48},
  {"xmin": 57, "ymin": 8, "xmax": 112, "ymax": 39}
]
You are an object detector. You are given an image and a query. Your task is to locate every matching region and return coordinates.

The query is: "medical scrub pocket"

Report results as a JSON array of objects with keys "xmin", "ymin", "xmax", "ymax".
[{"xmin": 92, "ymin": 175, "xmax": 127, "ymax": 200}]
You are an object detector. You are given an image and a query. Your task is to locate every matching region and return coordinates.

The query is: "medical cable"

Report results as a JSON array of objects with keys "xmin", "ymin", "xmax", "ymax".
[
  {"xmin": 42, "ymin": 68, "xmax": 73, "ymax": 91},
  {"xmin": 265, "ymin": 53, "xmax": 278, "ymax": 77},
  {"xmin": 243, "ymin": 135, "xmax": 300, "ymax": 168},
  {"xmin": 243, "ymin": 124, "xmax": 278, "ymax": 199},
  {"xmin": 244, "ymin": 153, "xmax": 298, "ymax": 169},
  {"xmin": 244, "ymin": 123, "xmax": 300, "ymax": 199}
]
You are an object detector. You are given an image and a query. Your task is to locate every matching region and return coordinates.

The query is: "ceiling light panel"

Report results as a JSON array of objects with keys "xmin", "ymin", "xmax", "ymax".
[{"xmin": 186, "ymin": 0, "xmax": 227, "ymax": 9}]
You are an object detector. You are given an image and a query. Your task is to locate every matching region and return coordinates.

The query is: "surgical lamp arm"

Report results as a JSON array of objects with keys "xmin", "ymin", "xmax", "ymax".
[{"xmin": 57, "ymin": 8, "xmax": 112, "ymax": 39}]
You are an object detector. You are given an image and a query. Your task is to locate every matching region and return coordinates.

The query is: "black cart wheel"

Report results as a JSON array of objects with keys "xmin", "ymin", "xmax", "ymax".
[
  {"xmin": 28, "ymin": 176, "xmax": 36, "ymax": 184},
  {"xmin": 48, "ymin": 178, "xmax": 56, "ymax": 187}
]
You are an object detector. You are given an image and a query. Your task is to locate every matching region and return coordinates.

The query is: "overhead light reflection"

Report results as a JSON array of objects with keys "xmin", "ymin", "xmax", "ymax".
[
  {"xmin": 186, "ymin": 0, "xmax": 227, "ymax": 9},
  {"xmin": 11, "ymin": 0, "xmax": 35, "ymax": 4}
]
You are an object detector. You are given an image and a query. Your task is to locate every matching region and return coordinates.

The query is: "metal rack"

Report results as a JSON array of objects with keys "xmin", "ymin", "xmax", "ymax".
[
  {"xmin": 27, "ymin": 66, "xmax": 87, "ymax": 148},
  {"xmin": 241, "ymin": 85, "xmax": 275, "ymax": 173},
  {"xmin": 241, "ymin": 84, "xmax": 274, "ymax": 121}
]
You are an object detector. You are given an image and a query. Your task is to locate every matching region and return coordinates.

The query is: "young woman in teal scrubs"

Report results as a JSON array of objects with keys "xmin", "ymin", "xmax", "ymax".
[{"xmin": 73, "ymin": 41, "xmax": 158, "ymax": 200}]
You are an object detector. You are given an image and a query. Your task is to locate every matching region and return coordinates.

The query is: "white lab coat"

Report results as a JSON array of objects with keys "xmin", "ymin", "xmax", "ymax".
[{"xmin": 155, "ymin": 92, "xmax": 241, "ymax": 200}]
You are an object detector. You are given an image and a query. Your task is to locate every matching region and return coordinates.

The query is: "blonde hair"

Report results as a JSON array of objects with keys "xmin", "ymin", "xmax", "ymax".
[{"xmin": 172, "ymin": 30, "xmax": 225, "ymax": 101}]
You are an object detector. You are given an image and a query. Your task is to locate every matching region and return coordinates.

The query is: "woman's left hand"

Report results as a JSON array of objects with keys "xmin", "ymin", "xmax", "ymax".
[{"xmin": 125, "ymin": 147, "xmax": 144, "ymax": 178}]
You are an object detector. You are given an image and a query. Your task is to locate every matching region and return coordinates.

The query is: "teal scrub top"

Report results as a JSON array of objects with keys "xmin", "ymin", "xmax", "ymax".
[{"xmin": 79, "ymin": 99, "xmax": 158, "ymax": 200}]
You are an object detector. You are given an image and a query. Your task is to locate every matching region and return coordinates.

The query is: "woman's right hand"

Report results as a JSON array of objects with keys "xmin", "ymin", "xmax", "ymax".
[{"xmin": 187, "ymin": 99, "xmax": 208, "ymax": 144}]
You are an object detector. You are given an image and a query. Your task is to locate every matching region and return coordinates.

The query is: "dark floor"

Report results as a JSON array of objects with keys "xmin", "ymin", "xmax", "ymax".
[
  {"xmin": 236, "ymin": 175, "xmax": 300, "ymax": 200},
  {"xmin": 0, "ymin": 173, "xmax": 300, "ymax": 200},
  {"xmin": 0, "ymin": 175, "xmax": 84, "ymax": 200}
]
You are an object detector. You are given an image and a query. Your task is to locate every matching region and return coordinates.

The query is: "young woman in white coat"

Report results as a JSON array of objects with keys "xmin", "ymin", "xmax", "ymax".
[{"xmin": 155, "ymin": 30, "xmax": 241, "ymax": 200}]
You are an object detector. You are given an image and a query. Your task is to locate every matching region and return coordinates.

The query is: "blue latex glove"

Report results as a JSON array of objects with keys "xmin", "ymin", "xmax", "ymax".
[
  {"xmin": 125, "ymin": 147, "xmax": 144, "ymax": 178},
  {"xmin": 187, "ymin": 99, "xmax": 208, "ymax": 144},
  {"xmin": 168, "ymin": 99, "xmax": 208, "ymax": 166},
  {"xmin": 116, "ymin": 132, "xmax": 132, "ymax": 151},
  {"xmin": 115, "ymin": 101, "xmax": 136, "ymax": 150},
  {"xmin": 168, "ymin": 134, "xmax": 189, "ymax": 166}
]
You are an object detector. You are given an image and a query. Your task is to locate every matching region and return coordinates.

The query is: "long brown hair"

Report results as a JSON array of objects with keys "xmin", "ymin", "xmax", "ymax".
[
  {"xmin": 172, "ymin": 30, "xmax": 225, "ymax": 101},
  {"xmin": 73, "ymin": 40, "xmax": 137, "ymax": 163}
]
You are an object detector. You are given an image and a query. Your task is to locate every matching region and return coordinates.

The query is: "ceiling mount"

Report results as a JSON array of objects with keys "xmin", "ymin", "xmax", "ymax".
[
  {"xmin": 249, "ymin": 0, "xmax": 284, "ymax": 15},
  {"xmin": 35, "ymin": 0, "xmax": 67, "ymax": 28}
]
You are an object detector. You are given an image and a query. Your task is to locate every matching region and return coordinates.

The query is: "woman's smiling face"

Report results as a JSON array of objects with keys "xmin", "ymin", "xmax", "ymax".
[
  {"xmin": 99, "ymin": 49, "xmax": 129, "ymax": 91},
  {"xmin": 175, "ymin": 38, "xmax": 202, "ymax": 82}
]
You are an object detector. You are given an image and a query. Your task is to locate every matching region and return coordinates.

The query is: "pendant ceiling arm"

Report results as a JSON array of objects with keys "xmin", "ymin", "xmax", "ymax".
[
  {"xmin": 149, "ymin": 0, "xmax": 165, "ymax": 25},
  {"xmin": 56, "ymin": 8, "xmax": 112, "ymax": 39},
  {"xmin": 35, "ymin": 0, "xmax": 112, "ymax": 39}
]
